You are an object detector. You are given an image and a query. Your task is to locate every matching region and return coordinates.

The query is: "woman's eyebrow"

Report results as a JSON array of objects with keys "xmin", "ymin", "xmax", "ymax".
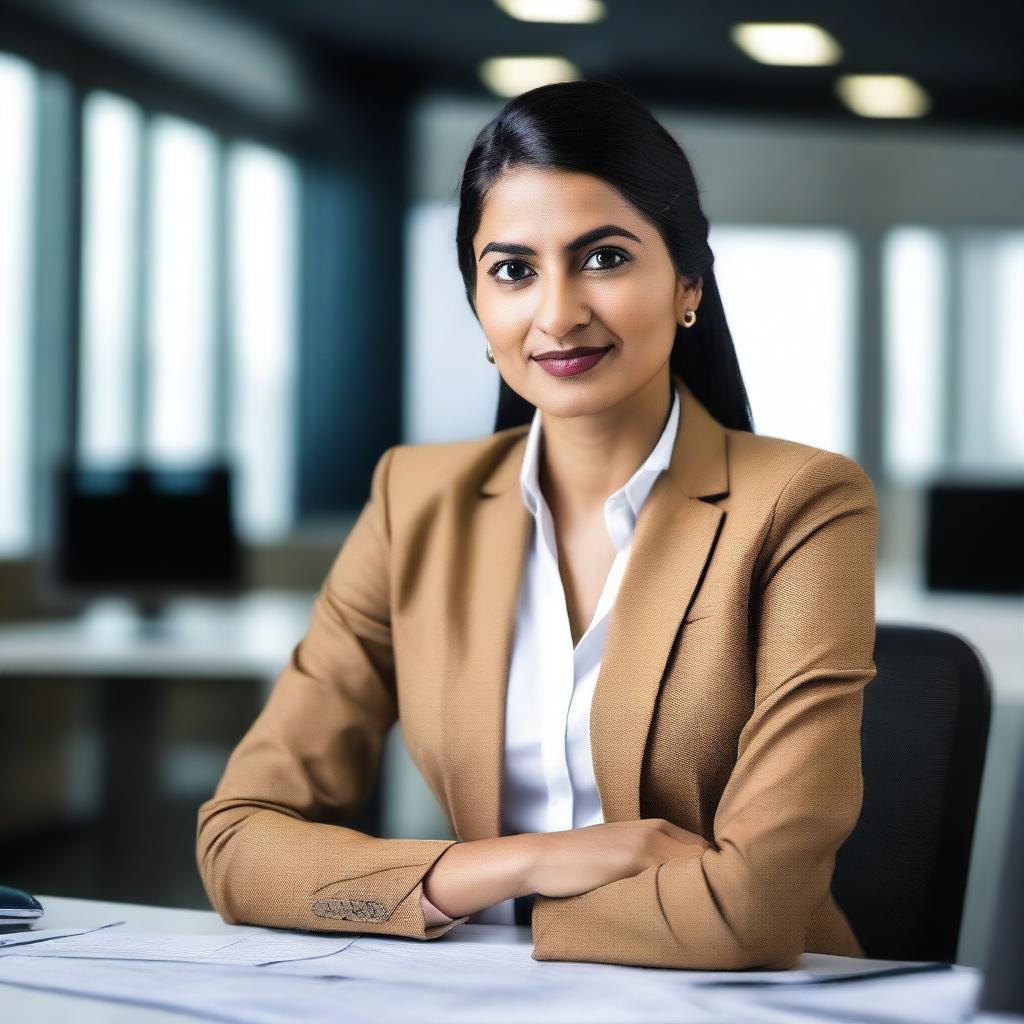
[{"xmin": 478, "ymin": 224, "xmax": 643, "ymax": 262}]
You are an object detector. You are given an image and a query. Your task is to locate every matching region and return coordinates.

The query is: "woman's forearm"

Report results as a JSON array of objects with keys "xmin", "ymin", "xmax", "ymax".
[{"xmin": 421, "ymin": 834, "xmax": 537, "ymax": 919}]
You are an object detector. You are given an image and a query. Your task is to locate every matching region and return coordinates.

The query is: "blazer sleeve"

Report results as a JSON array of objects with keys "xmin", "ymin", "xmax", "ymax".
[
  {"xmin": 530, "ymin": 450, "xmax": 879, "ymax": 969},
  {"xmin": 195, "ymin": 445, "xmax": 469, "ymax": 940}
]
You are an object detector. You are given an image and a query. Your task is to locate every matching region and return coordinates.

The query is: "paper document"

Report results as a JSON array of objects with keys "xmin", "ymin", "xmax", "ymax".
[
  {"xmin": 3, "ymin": 926, "xmax": 357, "ymax": 966},
  {"xmin": 691, "ymin": 952, "xmax": 953, "ymax": 986},
  {"xmin": 716, "ymin": 964, "xmax": 982, "ymax": 1024},
  {"xmin": 265, "ymin": 930, "xmax": 948, "ymax": 986},
  {"xmin": 0, "ymin": 955, "xmax": 725, "ymax": 1024},
  {"xmin": 0, "ymin": 922, "xmax": 979, "ymax": 1024},
  {"xmin": 0, "ymin": 921, "xmax": 124, "ymax": 948}
]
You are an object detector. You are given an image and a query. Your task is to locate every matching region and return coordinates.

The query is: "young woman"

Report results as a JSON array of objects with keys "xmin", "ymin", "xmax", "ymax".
[{"xmin": 197, "ymin": 81, "xmax": 878, "ymax": 971}]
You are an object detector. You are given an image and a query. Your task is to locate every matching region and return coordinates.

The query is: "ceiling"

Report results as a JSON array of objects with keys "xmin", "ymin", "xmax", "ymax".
[{"xmin": 210, "ymin": 0, "xmax": 1024, "ymax": 134}]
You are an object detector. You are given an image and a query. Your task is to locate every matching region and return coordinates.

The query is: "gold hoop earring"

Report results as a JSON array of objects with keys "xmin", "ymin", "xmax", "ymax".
[
  {"xmin": 682, "ymin": 309, "xmax": 697, "ymax": 328},
  {"xmin": 485, "ymin": 344, "xmax": 495, "ymax": 363}
]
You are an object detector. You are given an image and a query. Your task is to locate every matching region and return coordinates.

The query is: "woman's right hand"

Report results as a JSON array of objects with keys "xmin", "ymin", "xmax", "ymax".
[{"xmin": 521, "ymin": 818, "xmax": 713, "ymax": 899}]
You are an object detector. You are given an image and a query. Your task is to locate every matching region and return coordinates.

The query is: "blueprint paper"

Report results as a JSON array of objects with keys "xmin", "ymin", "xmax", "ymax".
[
  {"xmin": 0, "ymin": 954, "xmax": 727, "ymax": 1024},
  {"xmin": 2, "ymin": 928, "xmax": 357, "ymax": 966},
  {"xmin": 0, "ymin": 921, "xmax": 124, "ymax": 949},
  {"xmin": 0, "ymin": 921, "xmax": 980, "ymax": 1024},
  {"xmin": 720, "ymin": 965, "xmax": 983, "ymax": 1024}
]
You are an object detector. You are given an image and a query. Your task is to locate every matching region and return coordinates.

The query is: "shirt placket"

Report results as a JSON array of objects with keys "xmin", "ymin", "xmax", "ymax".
[
  {"xmin": 541, "ymin": 489, "xmax": 637, "ymax": 834},
  {"xmin": 534, "ymin": 500, "xmax": 578, "ymax": 834}
]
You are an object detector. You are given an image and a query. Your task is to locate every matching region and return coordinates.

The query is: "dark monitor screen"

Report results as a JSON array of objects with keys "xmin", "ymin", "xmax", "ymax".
[
  {"xmin": 924, "ymin": 482, "xmax": 1024, "ymax": 595},
  {"xmin": 50, "ymin": 461, "xmax": 244, "ymax": 596}
]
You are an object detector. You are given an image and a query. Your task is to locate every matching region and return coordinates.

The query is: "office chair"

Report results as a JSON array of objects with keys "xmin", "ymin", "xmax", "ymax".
[{"xmin": 831, "ymin": 624, "xmax": 992, "ymax": 963}]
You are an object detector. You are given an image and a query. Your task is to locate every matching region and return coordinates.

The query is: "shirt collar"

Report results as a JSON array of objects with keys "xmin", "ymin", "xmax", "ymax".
[{"xmin": 519, "ymin": 381, "xmax": 681, "ymax": 546}]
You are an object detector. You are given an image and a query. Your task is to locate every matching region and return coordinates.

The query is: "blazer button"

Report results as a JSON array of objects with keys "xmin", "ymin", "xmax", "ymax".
[{"xmin": 311, "ymin": 898, "xmax": 390, "ymax": 922}]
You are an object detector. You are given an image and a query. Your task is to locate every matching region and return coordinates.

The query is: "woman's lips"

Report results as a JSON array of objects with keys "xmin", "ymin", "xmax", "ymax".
[{"xmin": 532, "ymin": 345, "xmax": 613, "ymax": 378}]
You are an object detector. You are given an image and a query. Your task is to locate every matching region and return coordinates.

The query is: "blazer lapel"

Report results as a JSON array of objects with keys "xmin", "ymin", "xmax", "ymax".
[
  {"xmin": 443, "ymin": 431, "xmax": 532, "ymax": 842},
  {"xmin": 443, "ymin": 372, "xmax": 730, "ymax": 840},
  {"xmin": 592, "ymin": 375, "xmax": 730, "ymax": 822}
]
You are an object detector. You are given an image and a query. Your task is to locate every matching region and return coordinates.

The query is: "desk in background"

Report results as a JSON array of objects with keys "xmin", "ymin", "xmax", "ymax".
[{"xmin": 0, "ymin": 593, "xmax": 318, "ymax": 901}]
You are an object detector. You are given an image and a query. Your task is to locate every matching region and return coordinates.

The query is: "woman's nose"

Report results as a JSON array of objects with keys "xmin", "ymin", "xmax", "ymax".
[{"xmin": 533, "ymin": 275, "xmax": 591, "ymax": 339}]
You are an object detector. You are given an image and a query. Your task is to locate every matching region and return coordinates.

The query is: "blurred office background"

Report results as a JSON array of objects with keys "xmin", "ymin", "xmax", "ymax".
[{"xmin": 0, "ymin": 0, "xmax": 1021, "ymax": 968}]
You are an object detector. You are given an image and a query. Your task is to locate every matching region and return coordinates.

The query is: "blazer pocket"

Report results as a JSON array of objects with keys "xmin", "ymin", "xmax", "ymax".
[{"xmin": 312, "ymin": 898, "xmax": 391, "ymax": 923}]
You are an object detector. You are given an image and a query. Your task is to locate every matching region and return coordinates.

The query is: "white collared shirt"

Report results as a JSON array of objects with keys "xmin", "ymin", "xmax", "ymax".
[{"xmin": 464, "ymin": 381, "xmax": 682, "ymax": 925}]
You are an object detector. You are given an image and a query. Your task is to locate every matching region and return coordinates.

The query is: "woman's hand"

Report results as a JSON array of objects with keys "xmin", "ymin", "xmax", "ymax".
[
  {"xmin": 521, "ymin": 818, "xmax": 713, "ymax": 899},
  {"xmin": 421, "ymin": 819, "xmax": 712, "ymax": 919}
]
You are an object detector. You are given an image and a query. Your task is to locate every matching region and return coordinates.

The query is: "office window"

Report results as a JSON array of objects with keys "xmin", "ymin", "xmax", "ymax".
[
  {"xmin": 146, "ymin": 115, "xmax": 218, "ymax": 464},
  {"xmin": 226, "ymin": 142, "xmax": 299, "ymax": 541},
  {"xmin": 994, "ymin": 236, "xmax": 1024, "ymax": 463},
  {"xmin": 882, "ymin": 228, "xmax": 947, "ymax": 481},
  {"xmin": 79, "ymin": 92, "xmax": 143, "ymax": 465},
  {"xmin": 710, "ymin": 226, "xmax": 857, "ymax": 456},
  {"xmin": 0, "ymin": 53, "xmax": 36, "ymax": 555},
  {"xmin": 954, "ymin": 230, "xmax": 1024, "ymax": 472},
  {"xmin": 404, "ymin": 200, "xmax": 497, "ymax": 443},
  {"xmin": 882, "ymin": 227, "xmax": 1024, "ymax": 479},
  {"xmin": 77, "ymin": 93, "xmax": 301, "ymax": 542}
]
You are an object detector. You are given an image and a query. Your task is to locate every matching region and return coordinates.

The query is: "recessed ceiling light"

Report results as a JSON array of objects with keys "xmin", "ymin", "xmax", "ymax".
[
  {"xmin": 836, "ymin": 74, "xmax": 931, "ymax": 117},
  {"xmin": 731, "ymin": 22, "xmax": 842, "ymax": 66},
  {"xmin": 479, "ymin": 57, "xmax": 580, "ymax": 98},
  {"xmin": 494, "ymin": 0, "xmax": 606, "ymax": 24}
]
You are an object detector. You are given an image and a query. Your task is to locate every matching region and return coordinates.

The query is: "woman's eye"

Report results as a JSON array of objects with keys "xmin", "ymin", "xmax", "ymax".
[
  {"xmin": 487, "ymin": 247, "xmax": 631, "ymax": 285},
  {"xmin": 490, "ymin": 259, "xmax": 534, "ymax": 283},
  {"xmin": 582, "ymin": 247, "xmax": 630, "ymax": 271}
]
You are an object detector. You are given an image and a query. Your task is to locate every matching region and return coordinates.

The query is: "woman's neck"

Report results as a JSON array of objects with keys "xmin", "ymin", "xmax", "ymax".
[{"xmin": 538, "ymin": 368, "xmax": 675, "ymax": 523}]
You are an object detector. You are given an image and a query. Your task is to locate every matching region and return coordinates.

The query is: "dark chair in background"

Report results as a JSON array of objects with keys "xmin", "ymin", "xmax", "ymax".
[{"xmin": 832, "ymin": 624, "xmax": 992, "ymax": 963}]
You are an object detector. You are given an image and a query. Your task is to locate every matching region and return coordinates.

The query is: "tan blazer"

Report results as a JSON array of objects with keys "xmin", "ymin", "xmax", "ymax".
[{"xmin": 196, "ymin": 371, "xmax": 878, "ymax": 970}]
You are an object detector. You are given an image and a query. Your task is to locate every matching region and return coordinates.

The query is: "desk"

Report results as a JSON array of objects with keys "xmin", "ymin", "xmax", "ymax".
[
  {"xmin": 0, "ymin": 591, "xmax": 315, "ymax": 687},
  {"xmin": 0, "ymin": 594, "xmax": 316, "ymax": 901},
  {"xmin": 0, "ymin": 895, "xmax": 996, "ymax": 1024}
]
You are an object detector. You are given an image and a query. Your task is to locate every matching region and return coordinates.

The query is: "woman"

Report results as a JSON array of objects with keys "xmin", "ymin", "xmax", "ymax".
[{"xmin": 196, "ymin": 81, "xmax": 878, "ymax": 971}]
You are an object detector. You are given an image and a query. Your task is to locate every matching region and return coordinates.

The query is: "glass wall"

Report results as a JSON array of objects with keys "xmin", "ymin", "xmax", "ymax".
[
  {"xmin": 0, "ymin": 54, "xmax": 37, "ymax": 556},
  {"xmin": 62, "ymin": 76, "xmax": 302, "ymax": 548}
]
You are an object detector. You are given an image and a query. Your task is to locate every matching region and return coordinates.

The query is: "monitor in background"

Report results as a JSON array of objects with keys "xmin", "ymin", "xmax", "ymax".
[
  {"xmin": 924, "ymin": 482, "xmax": 1024, "ymax": 595},
  {"xmin": 42, "ymin": 460, "xmax": 245, "ymax": 618}
]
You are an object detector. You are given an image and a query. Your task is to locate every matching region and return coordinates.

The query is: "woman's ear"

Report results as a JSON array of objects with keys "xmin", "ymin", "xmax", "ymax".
[{"xmin": 675, "ymin": 274, "xmax": 703, "ymax": 325}]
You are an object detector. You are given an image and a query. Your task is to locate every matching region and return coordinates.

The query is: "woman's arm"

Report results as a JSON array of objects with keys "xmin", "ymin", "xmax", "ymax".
[
  {"xmin": 196, "ymin": 446, "xmax": 468, "ymax": 940},
  {"xmin": 420, "ymin": 820, "xmax": 712, "ymax": 922},
  {"xmin": 420, "ymin": 835, "xmax": 535, "ymax": 920},
  {"xmin": 527, "ymin": 450, "xmax": 879, "ymax": 970}
]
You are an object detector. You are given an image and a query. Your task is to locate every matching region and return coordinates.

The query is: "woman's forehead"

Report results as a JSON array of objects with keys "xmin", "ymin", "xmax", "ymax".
[{"xmin": 476, "ymin": 169, "xmax": 641, "ymax": 241}]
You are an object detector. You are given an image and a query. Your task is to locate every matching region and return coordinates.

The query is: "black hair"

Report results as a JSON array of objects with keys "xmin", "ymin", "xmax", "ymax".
[{"xmin": 454, "ymin": 79, "xmax": 755, "ymax": 435}]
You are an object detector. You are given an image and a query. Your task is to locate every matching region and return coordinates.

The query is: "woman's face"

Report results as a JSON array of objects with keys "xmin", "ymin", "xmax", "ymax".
[{"xmin": 472, "ymin": 166, "xmax": 701, "ymax": 419}]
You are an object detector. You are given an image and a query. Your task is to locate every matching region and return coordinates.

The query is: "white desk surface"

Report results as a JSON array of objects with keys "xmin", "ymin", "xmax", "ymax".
[
  {"xmin": 0, "ymin": 895, "xmax": 1001, "ymax": 1024},
  {"xmin": 0, "ymin": 591, "xmax": 316, "ymax": 680},
  {"xmin": 874, "ymin": 565, "xmax": 1024, "ymax": 704},
  {"xmin": 0, "ymin": 895, "xmax": 301, "ymax": 1023}
]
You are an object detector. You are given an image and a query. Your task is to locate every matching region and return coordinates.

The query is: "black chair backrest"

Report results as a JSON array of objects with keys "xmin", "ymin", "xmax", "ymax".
[{"xmin": 832, "ymin": 624, "xmax": 992, "ymax": 963}]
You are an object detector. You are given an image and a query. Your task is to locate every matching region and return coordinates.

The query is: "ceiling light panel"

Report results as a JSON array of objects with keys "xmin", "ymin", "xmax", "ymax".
[
  {"xmin": 836, "ymin": 74, "xmax": 932, "ymax": 117},
  {"xmin": 494, "ymin": 0, "xmax": 606, "ymax": 24},
  {"xmin": 731, "ymin": 22, "xmax": 843, "ymax": 66},
  {"xmin": 479, "ymin": 56, "xmax": 580, "ymax": 97}
]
